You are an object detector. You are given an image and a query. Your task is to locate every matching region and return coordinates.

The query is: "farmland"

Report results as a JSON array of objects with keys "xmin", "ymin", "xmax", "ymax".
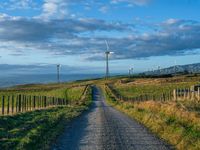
[
  {"xmin": 102, "ymin": 74, "xmax": 200, "ymax": 150},
  {"xmin": 0, "ymin": 81, "xmax": 92, "ymax": 149},
  {"xmin": 0, "ymin": 74, "xmax": 200, "ymax": 150}
]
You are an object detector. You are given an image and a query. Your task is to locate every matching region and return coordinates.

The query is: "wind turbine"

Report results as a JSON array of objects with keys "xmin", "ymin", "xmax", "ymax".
[
  {"xmin": 57, "ymin": 64, "xmax": 61, "ymax": 83},
  {"xmin": 105, "ymin": 40, "xmax": 114, "ymax": 79},
  {"xmin": 129, "ymin": 67, "xmax": 134, "ymax": 77}
]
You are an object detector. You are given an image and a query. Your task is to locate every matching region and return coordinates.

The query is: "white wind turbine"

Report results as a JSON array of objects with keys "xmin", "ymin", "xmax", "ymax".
[{"xmin": 105, "ymin": 40, "xmax": 114, "ymax": 79}]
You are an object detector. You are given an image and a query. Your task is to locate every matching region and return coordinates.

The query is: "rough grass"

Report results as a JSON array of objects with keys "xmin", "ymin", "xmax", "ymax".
[
  {"xmin": 66, "ymin": 86, "xmax": 86, "ymax": 101},
  {"xmin": 0, "ymin": 82, "xmax": 92, "ymax": 150},
  {"xmin": 103, "ymin": 85, "xmax": 200, "ymax": 150},
  {"xmin": 0, "ymin": 85, "xmax": 86, "ymax": 108},
  {"xmin": 0, "ymin": 106, "xmax": 88, "ymax": 150},
  {"xmin": 114, "ymin": 81, "xmax": 198, "ymax": 98}
]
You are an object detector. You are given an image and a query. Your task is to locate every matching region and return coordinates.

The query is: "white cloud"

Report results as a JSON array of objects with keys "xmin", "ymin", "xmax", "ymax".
[
  {"xmin": 0, "ymin": 0, "xmax": 38, "ymax": 10},
  {"xmin": 111, "ymin": 0, "xmax": 151, "ymax": 6},
  {"xmin": 164, "ymin": 18, "xmax": 178, "ymax": 25},
  {"xmin": 39, "ymin": 0, "xmax": 69, "ymax": 19},
  {"xmin": 99, "ymin": 6, "xmax": 109, "ymax": 13}
]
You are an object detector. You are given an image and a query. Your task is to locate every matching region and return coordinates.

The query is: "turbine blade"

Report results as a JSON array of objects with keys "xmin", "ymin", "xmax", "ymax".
[{"xmin": 105, "ymin": 40, "xmax": 109, "ymax": 51}]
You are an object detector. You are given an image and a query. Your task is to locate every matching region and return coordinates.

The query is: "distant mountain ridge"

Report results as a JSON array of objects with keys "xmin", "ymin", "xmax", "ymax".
[{"xmin": 144, "ymin": 63, "xmax": 200, "ymax": 75}]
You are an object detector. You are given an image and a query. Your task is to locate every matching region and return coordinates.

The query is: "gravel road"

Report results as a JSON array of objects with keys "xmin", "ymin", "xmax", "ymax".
[{"xmin": 51, "ymin": 86, "xmax": 173, "ymax": 150}]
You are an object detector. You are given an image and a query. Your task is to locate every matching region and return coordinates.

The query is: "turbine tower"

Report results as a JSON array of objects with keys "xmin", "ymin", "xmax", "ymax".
[
  {"xmin": 57, "ymin": 64, "xmax": 61, "ymax": 83},
  {"xmin": 105, "ymin": 40, "xmax": 114, "ymax": 79}
]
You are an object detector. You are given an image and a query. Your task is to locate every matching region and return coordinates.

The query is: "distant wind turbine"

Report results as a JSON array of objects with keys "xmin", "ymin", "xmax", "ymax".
[
  {"xmin": 105, "ymin": 40, "xmax": 114, "ymax": 79},
  {"xmin": 57, "ymin": 64, "xmax": 61, "ymax": 83}
]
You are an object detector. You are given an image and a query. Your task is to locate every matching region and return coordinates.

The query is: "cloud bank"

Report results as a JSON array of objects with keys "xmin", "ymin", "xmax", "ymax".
[{"xmin": 0, "ymin": 1, "xmax": 199, "ymax": 62}]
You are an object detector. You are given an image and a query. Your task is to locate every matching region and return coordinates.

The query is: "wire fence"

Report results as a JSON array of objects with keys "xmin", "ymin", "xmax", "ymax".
[
  {"xmin": 105, "ymin": 84, "xmax": 200, "ymax": 102},
  {"xmin": 105, "ymin": 84, "xmax": 173, "ymax": 102},
  {"xmin": 105, "ymin": 83, "xmax": 199, "ymax": 149},
  {"xmin": 0, "ymin": 95, "xmax": 68, "ymax": 115},
  {"xmin": 0, "ymin": 85, "xmax": 90, "ymax": 116}
]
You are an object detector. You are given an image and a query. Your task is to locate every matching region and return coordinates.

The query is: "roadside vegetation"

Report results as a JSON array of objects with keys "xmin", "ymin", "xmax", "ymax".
[
  {"xmin": 102, "ymin": 75, "xmax": 200, "ymax": 150},
  {"xmin": 114, "ymin": 76, "xmax": 199, "ymax": 98},
  {"xmin": 0, "ymin": 82, "xmax": 92, "ymax": 150}
]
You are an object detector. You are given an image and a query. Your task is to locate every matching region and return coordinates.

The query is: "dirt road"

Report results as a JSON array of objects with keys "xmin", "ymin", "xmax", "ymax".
[{"xmin": 52, "ymin": 86, "xmax": 173, "ymax": 150}]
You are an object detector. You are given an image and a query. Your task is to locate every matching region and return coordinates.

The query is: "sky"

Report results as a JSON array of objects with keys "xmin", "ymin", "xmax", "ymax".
[{"xmin": 0, "ymin": 0, "xmax": 200, "ymax": 75}]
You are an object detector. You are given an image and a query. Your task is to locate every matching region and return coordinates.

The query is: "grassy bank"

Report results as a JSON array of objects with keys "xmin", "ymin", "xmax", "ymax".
[
  {"xmin": 103, "ymin": 85, "xmax": 200, "ymax": 150},
  {"xmin": 0, "ymin": 83, "xmax": 92, "ymax": 150},
  {"xmin": 114, "ymin": 76, "xmax": 200, "ymax": 98}
]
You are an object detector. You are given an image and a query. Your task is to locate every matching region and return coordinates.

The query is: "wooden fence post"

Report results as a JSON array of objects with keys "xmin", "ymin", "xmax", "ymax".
[
  {"xmin": 29, "ymin": 96, "xmax": 31, "ymax": 111},
  {"xmin": 25, "ymin": 96, "xmax": 27, "ymax": 111},
  {"xmin": 7, "ymin": 96, "xmax": 10, "ymax": 115},
  {"xmin": 38, "ymin": 96, "xmax": 41, "ymax": 108},
  {"xmin": 2, "ymin": 96, "xmax": 5, "ymax": 115},
  {"xmin": 163, "ymin": 93, "xmax": 166, "ymax": 101},
  {"xmin": 19, "ymin": 95, "xmax": 21, "ymax": 112},
  {"xmin": 173, "ymin": 89, "xmax": 177, "ymax": 101},
  {"xmin": 16, "ymin": 95, "xmax": 18, "ymax": 113},
  {"xmin": 12, "ymin": 95, "xmax": 14, "ymax": 114},
  {"xmin": 22, "ymin": 95, "xmax": 24, "ymax": 112},
  {"xmin": 52, "ymin": 97, "xmax": 55, "ymax": 106},
  {"xmin": 191, "ymin": 91, "xmax": 194, "ymax": 100},
  {"xmin": 33, "ymin": 96, "xmax": 36, "ymax": 109},
  {"xmin": 44, "ymin": 96, "xmax": 47, "ymax": 108}
]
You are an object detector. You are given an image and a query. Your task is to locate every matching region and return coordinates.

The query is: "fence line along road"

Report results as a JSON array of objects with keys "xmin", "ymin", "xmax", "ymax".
[
  {"xmin": 105, "ymin": 84, "xmax": 200, "ymax": 102},
  {"xmin": 0, "ymin": 94, "xmax": 68, "ymax": 115},
  {"xmin": 0, "ymin": 85, "xmax": 91, "ymax": 116}
]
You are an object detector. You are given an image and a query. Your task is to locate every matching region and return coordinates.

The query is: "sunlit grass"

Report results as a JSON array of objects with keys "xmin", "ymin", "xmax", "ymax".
[
  {"xmin": 0, "ymin": 81, "xmax": 92, "ymax": 149},
  {"xmin": 100, "ymin": 75, "xmax": 200, "ymax": 150}
]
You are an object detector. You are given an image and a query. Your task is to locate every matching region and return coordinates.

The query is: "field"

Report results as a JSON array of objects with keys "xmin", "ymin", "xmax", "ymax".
[
  {"xmin": 0, "ymin": 81, "xmax": 92, "ymax": 149},
  {"xmin": 114, "ymin": 76, "xmax": 199, "ymax": 98},
  {"xmin": 0, "ymin": 74, "xmax": 200, "ymax": 150},
  {"xmin": 102, "ymin": 75, "xmax": 200, "ymax": 150}
]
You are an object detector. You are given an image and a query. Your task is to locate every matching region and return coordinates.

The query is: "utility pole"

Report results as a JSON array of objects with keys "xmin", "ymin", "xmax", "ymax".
[{"xmin": 57, "ymin": 64, "xmax": 60, "ymax": 83}]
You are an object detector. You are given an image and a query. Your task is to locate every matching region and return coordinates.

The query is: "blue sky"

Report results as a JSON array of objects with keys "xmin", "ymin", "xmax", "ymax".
[{"xmin": 0, "ymin": 0, "xmax": 200, "ymax": 74}]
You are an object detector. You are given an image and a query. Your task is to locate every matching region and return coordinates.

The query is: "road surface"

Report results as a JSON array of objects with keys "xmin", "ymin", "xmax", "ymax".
[{"xmin": 52, "ymin": 86, "xmax": 173, "ymax": 150}]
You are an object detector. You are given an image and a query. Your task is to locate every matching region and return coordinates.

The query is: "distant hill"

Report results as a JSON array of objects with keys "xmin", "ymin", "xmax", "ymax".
[{"xmin": 143, "ymin": 63, "xmax": 200, "ymax": 76}]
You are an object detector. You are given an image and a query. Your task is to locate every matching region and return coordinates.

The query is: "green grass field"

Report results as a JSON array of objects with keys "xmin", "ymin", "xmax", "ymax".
[
  {"xmin": 0, "ymin": 74, "xmax": 200, "ymax": 150},
  {"xmin": 102, "ymin": 75, "xmax": 200, "ymax": 150},
  {"xmin": 0, "ymin": 81, "xmax": 92, "ymax": 150},
  {"xmin": 114, "ymin": 77, "xmax": 199, "ymax": 98},
  {"xmin": 0, "ymin": 83, "xmax": 87, "ymax": 108}
]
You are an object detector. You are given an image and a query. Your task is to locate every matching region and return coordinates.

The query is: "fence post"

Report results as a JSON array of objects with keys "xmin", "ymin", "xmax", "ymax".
[
  {"xmin": 24, "ymin": 95, "xmax": 26, "ymax": 112},
  {"xmin": 16, "ymin": 95, "xmax": 18, "ymax": 113},
  {"xmin": 12, "ymin": 95, "xmax": 14, "ymax": 114},
  {"xmin": 29, "ymin": 96, "xmax": 31, "ymax": 111},
  {"xmin": 62, "ymin": 98, "xmax": 65, "ymax": 105},
  {"xmin": 2, "ymin": 96, "xmax": 5, "ymax": 115},
  {"xmin": 21, "ymin": 95, "xmax": 23, "ymax": 112},
  {"xmin": 7, "ymin": 96, "xmax": 10, "ymax": 115},
  {"xmin": 173, "ymin": 89, "xmax": 177, "ymax": 101},
  {"xmin": 191, "ymin": 91, "xmax": 194, "ymax": 100},
  {"xmin": 44, "ymin": 96, "xmax": 47, "ymax": 108},
  {"xmin": 19, "ymin": 95, "xmax": 21, "ymax": 112},
  {"xmin": 33, "ymin": 96, "xmax": 35, "ymax": 109},
  {"xmin": 39, "ymin": 96, "xmax": 41, "ymax": 108},
  {"xmin": 198, "ymin": 88, "xmax": 200, "ymax": 101},
  {"xmin": 22, "ymin": 95, "xmax": 25, "ymax": 112},
  {"xmin": 52, "ymin": 97, "xmax": 55, "ymax": 106},
  {"xmin": 46, "ymin": 97, "xmax": 49, "ymax": 107}
]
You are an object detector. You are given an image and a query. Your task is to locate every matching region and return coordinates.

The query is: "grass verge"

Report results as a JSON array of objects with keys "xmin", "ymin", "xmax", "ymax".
[
  {"xmin": 0, "ymin": 87, "xmax": 92, "ymax": 150},
  {"xmin": 102, "ymin": 85, "xmax": 200, "ymax": 150}
]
